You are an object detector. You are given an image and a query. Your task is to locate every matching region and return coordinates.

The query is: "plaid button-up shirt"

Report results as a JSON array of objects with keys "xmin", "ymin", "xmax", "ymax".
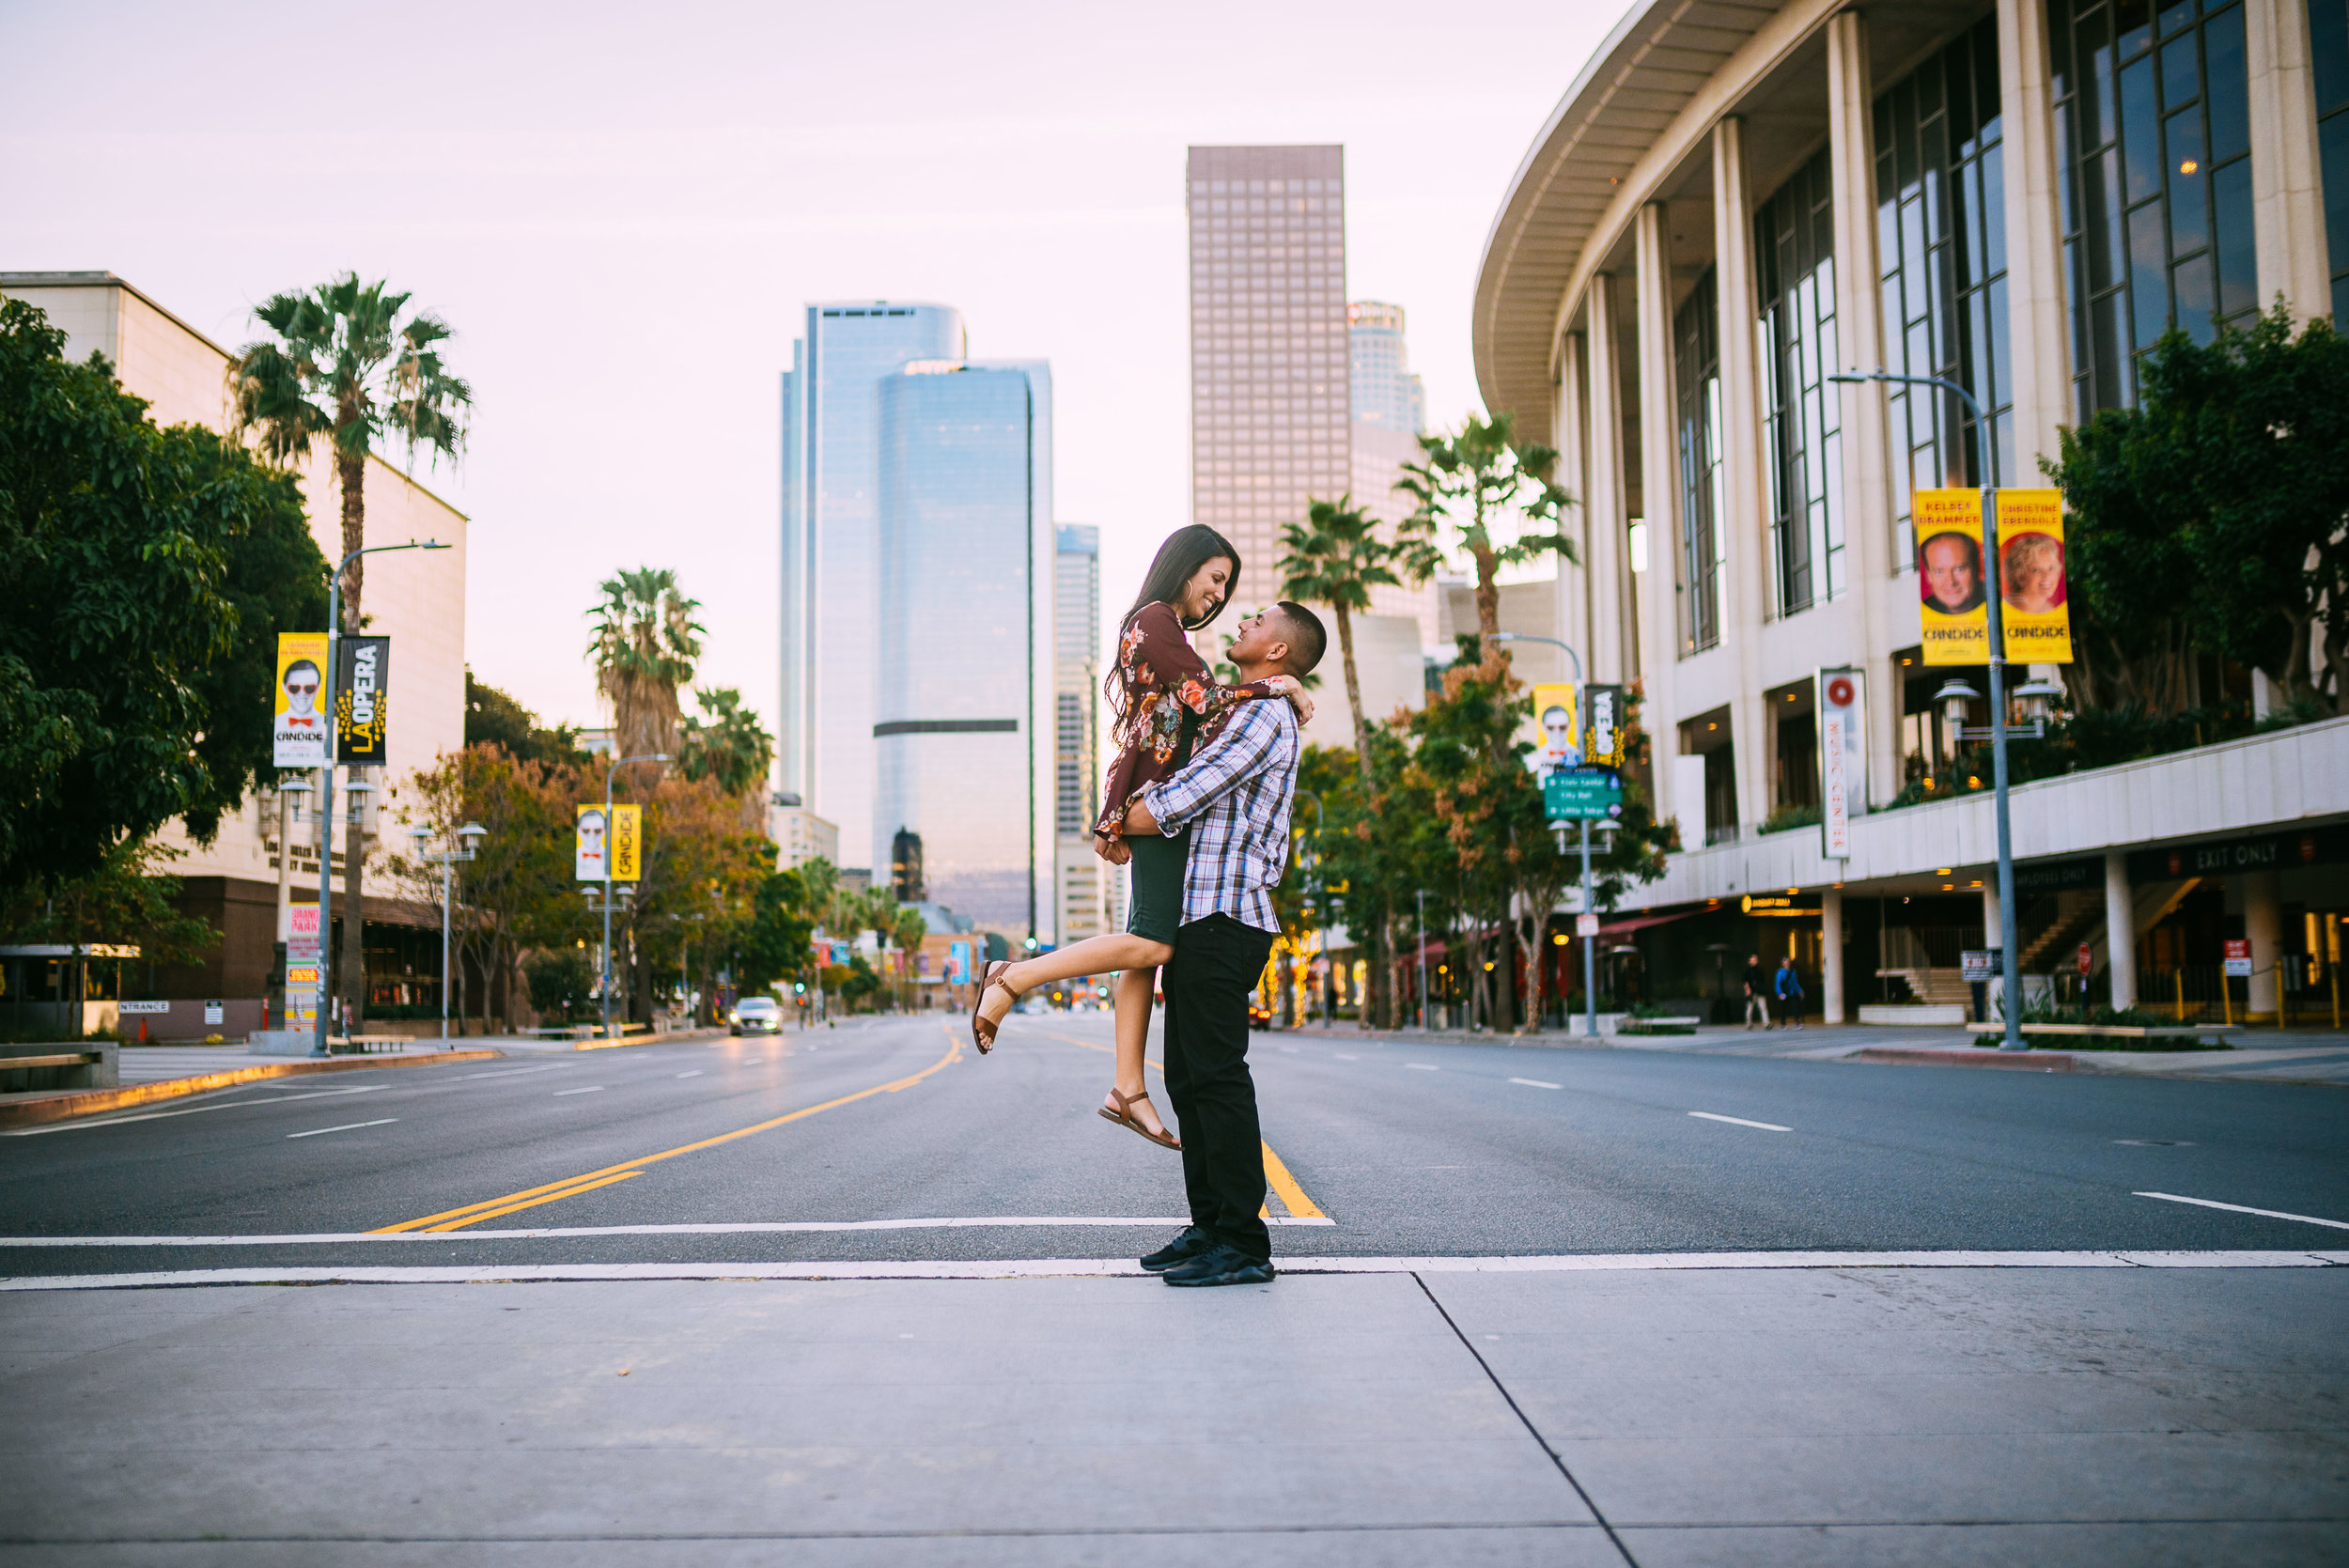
[{"xmin": 1139, "ymin": 698, "xmax": 1299, "ymax": 934}]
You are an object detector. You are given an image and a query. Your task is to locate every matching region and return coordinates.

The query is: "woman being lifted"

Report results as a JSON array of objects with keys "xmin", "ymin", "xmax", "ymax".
[{"xmin": 968, "ymin": 524, "xmax": 1310, "ymax": 1147}]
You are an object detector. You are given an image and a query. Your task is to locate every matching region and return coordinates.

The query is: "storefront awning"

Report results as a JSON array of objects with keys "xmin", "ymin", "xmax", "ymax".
[{"xmin": 1595, "ymin": 911, "xmax": 1702, "ymax": 938}]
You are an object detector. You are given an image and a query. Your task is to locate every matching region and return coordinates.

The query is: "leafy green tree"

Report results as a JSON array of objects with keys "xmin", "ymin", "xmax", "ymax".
[
  {"xmin": 2050, "ymin": 304, "xmax": 2348, "ymax": 715},
  {"xmin": 588, "ymin": 567, "xmax": 705, "ymax": 760},
  {"xmin": 2, "ymin": 298, "xmax": 320, "ymax": 893},
  {"xmin": 1396, "ymin": 411, "xmax": 1577, "ymax": 650},
  {"xmin": 227, "ymin": 273, "xmax": 470, "ymax": 630},
  {"xmin": 739, "ymin": 868, "xmax": 817, "ymax": 995},
  {"xmin": 524, "ymin": 948, "xmax": 596, "ymax": 1020},
  {"xmin": 679, "ymin": 686, "xmax": 775, "ymax": 801},
  {"xmin": 464, "ymin": 670, "xmax": 588, "ymax": 767}
]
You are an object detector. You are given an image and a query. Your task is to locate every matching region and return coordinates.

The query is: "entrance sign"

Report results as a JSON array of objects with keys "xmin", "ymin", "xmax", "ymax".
[
  {"xmin": 1544, "ymin": 767, "xmax": 1624, "ymax": 823},
  {"xmin": 272, "ymin": 632, "xmax": 330, "ymax": 768},
  {"xmin": 1526, "ymin": 684, "xmax": 1580, "ymax": 777},
  {"xmin": 1915, "ymin": 489, "xmax": 1989, "ymax": 665},
  {"xmin": 1996, "ymin": 489, "xmax": 2073, "ymax": 664},
  {"xmin": 2223, "ymin": 939, "xmax": 2252, "ymax": 978},
  {"xmin": 1961, "ymin": 949, "xmax": 2000, "ymax": 982},
  {"xmin": 334, "ymin": 636, "xmax": 392, "ymax": 764},
  {"xmin": 1815, "ymin": 667, "xmax": 1865, "ymax": 860}
]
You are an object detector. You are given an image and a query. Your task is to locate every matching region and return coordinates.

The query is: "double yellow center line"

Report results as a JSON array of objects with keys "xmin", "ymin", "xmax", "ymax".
[{"xmin": 372, "ymin": 1035, "xmax": 962, "ymax": 1234}]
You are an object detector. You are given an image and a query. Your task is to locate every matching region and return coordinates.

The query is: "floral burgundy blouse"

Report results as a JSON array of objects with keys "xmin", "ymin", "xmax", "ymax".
[{"xmin": 1094, "ymin": 599, "xmax": 1284, "ymax": 839}]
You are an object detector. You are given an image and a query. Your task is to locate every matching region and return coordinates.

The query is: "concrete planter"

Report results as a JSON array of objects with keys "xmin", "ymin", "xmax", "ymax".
[{"xmin": 1859, "ymin": 1004, "xmax": 1968, "ymax": 1026}]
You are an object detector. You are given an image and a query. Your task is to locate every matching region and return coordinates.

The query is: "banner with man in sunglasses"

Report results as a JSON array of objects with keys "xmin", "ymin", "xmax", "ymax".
[{"xmin": 272, "ymin": 632, "xmax": 330, "ymax": 768}]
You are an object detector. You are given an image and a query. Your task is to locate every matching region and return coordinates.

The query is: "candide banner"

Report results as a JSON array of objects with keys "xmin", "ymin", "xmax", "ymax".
[
  {"xmin": 1526, "ymin": 684, "xmax": 1580, "ymax": 776},
  {"xmin": 334, "ymin": 636, "xmax": 391, "ymax": 763},
  {"xmin": 611, "ymin": 804, "xmax": 642, "ymax": 881},
  {"xmin": 1914, "ymin": 489, "xmax": 1988, "ymax": 665},
  {"xmin": 272, "ymin": 632, "xmax": 329, "ymax": 768},
  {"xmin": 575, "ymin": 805, "xmax": 608, "ymax": 881},
  {"xmin": 1995, "ymin": 489, "xmax": 2074, "ymax": 663}
]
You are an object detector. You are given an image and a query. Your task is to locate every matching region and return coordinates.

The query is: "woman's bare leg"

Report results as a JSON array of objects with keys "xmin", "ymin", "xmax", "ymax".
[
  {"xmin": 976, "ymin": 933, "xmax": 1174, "ymax": 1031},
  {"xmin": 1107, "ymin": 965, "xmax": 1170, "ymax": 1140}
]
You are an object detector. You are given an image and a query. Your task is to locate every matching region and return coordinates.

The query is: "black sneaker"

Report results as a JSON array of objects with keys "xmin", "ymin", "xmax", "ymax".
[
  {"xmin": 1161, "ymin": 1244, "xmax": 1276, "ymax": 1287},
  {"xmin": 1140, "ymin": 1227, "xmax": 1212, "ymax": 1273}
]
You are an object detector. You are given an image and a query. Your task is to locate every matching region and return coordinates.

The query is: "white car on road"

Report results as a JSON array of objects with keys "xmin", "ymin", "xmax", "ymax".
[{"xmin": 728, "ymin": 996, "xmax": 783, "ymax": 1035}]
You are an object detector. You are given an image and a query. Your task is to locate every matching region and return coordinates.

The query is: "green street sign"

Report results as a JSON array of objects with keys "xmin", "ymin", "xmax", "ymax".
[{"xmin": 1544, "ymin": 766, "xmax": 1624, "ymax": 823}]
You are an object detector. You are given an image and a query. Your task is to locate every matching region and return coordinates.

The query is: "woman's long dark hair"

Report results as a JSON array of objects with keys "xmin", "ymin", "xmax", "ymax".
[{"xmin": 1104, "ymin": 523, "xmax": 1242, "ymax": 727}]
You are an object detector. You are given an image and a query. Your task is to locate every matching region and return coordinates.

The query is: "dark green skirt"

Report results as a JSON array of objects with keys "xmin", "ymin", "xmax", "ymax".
[{"xmin": 1125, "ymin": 828, "xmax": 1190, "ymax": 946}]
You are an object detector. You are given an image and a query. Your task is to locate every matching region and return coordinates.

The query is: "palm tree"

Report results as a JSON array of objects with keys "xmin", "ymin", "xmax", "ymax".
[
  {"xmin": 680, "ymin": 687, "xmax": 775, "ymax": 803},
  {"xmin": 227, "ymin": 273, "xmax": 471, "ymax": 630},
  {"xmin": 1277, "ymin": 497, "xmax": 1399, "ymax": 790},
  {"xmin": 588, "ymin": 568, "xmax": 705, "ymax": 761},
  {"xmin": 1395, "ymin": 411, "xmax": 1575, "ymax": 654}
]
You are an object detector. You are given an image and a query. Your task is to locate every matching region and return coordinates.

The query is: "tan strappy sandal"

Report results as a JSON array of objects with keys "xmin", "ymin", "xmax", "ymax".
[
  {"xmin": 1099, "ymin": 1086, "xmax": 1180, "ymax": 1150},
  {"xmin": 970, "ymin": 961, "xmax": 1018, "ymax": 1054}
]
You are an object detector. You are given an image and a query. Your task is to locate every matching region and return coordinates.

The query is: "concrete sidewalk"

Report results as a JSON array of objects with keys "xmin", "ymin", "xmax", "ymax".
[{"xmin": 2, "ymin": 1262, "xmax": 2342, "ymax": 1564}]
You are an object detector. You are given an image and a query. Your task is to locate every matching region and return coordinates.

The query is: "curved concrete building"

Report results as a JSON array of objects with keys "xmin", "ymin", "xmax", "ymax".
[{"xmin": 1474, "ymin": 0, "xmax": 2347, "ymax": 1023}]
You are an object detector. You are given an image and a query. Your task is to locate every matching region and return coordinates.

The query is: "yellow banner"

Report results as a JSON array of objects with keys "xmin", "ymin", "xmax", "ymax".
[
  {"xmin": 612, "ymin": 803, "xmax": 642, "ymax": 882},
  {"xmin": 1915, "ymin": 489, "xmax": 1989, "ymax": 665},
  {"xmin": 1526, "ymin": 684, "xmax": 1580, "ymax": 776},
  {"xmin": 1996, "ymin": 489, "xmax": 2074, "ymax": 664}
]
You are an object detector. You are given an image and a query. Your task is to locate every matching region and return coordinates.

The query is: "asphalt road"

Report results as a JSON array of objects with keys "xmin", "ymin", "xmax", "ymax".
[{"xmin": 4, "ymin": 1011, "xmax": 2345, "ymax": 1278}]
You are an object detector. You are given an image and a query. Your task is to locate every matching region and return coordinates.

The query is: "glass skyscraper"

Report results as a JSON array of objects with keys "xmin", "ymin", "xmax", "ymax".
[
  {"xmin": 779, "ymin": 302, "xmax": 965, "ymax": 883},
  {"xmin": 1187, "ymin": 145, "xmax": 1351, "ymax": 601},
  {"xmin": 872, "ymin": 360, "xmax": 1054, "ymax": 939},
  {"xmin": 1346, "ymin": 301, "xmax": 1424, "ymax": 435}
]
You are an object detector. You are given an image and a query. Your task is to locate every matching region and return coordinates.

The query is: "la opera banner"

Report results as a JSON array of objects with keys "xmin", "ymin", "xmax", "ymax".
[
  {"xmin": 1915, "ymin": 489, "xmax": 1989, "ymax": 664},
  {"xmin": 1996, "ymin": 489, "xmax": 2074, "ymax": 664}
]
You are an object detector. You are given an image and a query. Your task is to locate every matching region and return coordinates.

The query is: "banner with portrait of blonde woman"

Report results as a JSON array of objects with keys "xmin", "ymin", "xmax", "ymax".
[{"xmin": 1994, "ymin": 489, "xmax": 2073, "ymax": 664}]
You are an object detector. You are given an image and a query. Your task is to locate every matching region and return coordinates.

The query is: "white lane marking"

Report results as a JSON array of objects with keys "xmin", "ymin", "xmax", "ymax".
[
  {"xmin": 2, "ymin": 1084, "xmax": 386, "ymax": 1137},
  {"xmin": 0, "ymin": 1216, "xmax": 1330, "ymax": 1248},
  {"xmin": 552, "ymin": 1086, "xmax": 606, "ymax": 1096},
  {"xmin": 459, "ymin": 1065, "xmax": 571, "ymax": 1081},
  {"xmin": 285, "ymin": 1118, "xmax": 397, "ymax": 1141},
  {"xmin": 1333, "ymin": 1053, "xmax": 1358, "ymax": 1060},
  {"xmin": 1689, "ymin": 1110, "xmax": 1793, "ymax": 1132},
  {"xmin": 2135, "ymin": 1192, "xmax": 2349, "ymax": 1231},
  {"xmin": 1510, "ymin": 1078, "xmax": 1563, "ymax": 1090},
  {"xmin": 1406, "ymin": 1063, "xmax": 1439, "ymax": 1071},
  {"xmin": 674, "ymin": 1071, "xmax": 703, "ymax": 1079},
  {"xmin": 8, "ymin": 1250, "xmax": 2341, "ymax": 1290}
]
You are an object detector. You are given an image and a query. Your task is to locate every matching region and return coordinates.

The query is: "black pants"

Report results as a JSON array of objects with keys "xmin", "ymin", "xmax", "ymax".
[{"xmin": 1161, "ymin": 912, "xmax": 1278, "ymax": 1262}]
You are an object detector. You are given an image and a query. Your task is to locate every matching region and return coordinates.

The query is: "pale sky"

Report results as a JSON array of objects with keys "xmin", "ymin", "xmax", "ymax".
[{"xmin": 1, "ymin": 0, "xmax": 1623, "ymax": 736}]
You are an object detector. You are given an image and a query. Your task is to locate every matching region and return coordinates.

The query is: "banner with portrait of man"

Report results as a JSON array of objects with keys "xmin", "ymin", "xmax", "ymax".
[
  {"xmin": 1995, "ymin": 489, "xmax": 2074, "ymax": 664},
  {"xmin": 1914, "ymin": 489, "xmax": 1989, "ymax": 665},
  {"xmin": 575, "ymin": 805, "xmax": 609, "ymax": 882},
  {"xmin": 1524, "ymin": 684, "xmax": 1581, "ymax": 778},
  {"xmin": 272, "ymin": 632, "xmax": 330, "ymax": 768}
]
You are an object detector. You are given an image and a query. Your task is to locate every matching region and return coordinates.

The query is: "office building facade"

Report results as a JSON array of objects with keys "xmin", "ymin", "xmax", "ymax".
[
  {"xmin": 1052, "ymin": 524, "xmax": 1119, "ymax": 948},
  {"xmin": 1473, "ymin": 0, "xmax": 2347, "ymax": 1025},
  {"xmin": 1346, "ymin": 299, "xmax": 1442, "ymax": 650},
  {"xmin": 780, "ymin": 303, "xmax": 966, "ymax": 882},
  {"xmin": 871, "ymin": 359, "xmax": 1055, "ymax": 940},
  {"xmin": 1186, "ymin": 145, "xmax": 1352, "ymax": 605}
]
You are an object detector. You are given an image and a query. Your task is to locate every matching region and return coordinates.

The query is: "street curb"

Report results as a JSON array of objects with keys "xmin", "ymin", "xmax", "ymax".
[
  {"xmin": 0, "ymin": 1049, "xmax": 504, "ymax": 1129},
  {"xmin": 572, "ymin": 1028, "xmax": 728, "ymax": 1052},
  {"xmin": 1852, "ymin": 1047, "xmax": 2080, "ymax": 1072}
]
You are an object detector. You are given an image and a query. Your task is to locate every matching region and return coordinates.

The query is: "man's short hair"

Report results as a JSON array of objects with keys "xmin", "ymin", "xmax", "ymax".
[{"xmin": 1270, "ymin": 601, "xmax": 1327, "ymax": 676}]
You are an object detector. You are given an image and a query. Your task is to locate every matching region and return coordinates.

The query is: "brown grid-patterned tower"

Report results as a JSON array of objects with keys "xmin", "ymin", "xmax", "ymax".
[{"xmin": 1185, "ymin": 146, "xmax": 1350, "ymax": 601}]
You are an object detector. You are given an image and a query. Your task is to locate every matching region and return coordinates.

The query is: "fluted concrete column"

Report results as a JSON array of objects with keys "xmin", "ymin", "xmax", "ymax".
[
  {"xmin": 1999, "ymin": 0, "xmax": 2076, "ymax": 479},
  {"xmin": 1584, "ymin": 273, "xmax": 1630, "ymax": 684},
  {"xmin": 2248, "ymin": 0, "xmax": 2332, "ymax": 320},
  {"xmin": 1555, "ymin": 330, "xmax": 1594, "ymax": 682},
  {"xmin": 1982, "ymin": 881, "xmax": 2006, "ymax": 1021},
  {"xmin": 1712, "ymin": 116, "xmax": 1771, "ymax": 832},
  {"xmin": 1822, "ymin": 886, "xmax": 1846, "ymax": 1024},
  {"xmin": 1633, "ymin": 203, "xmax": 1682, "ymax": 828},
  {"xmin": 2245, "ymin": 869, "xmax": 2284, "ymax": 1019},
  {"xmin": 2104, "ymin": 849, "xmax": 2138, "ymax": 1010},
  {"xmin": 1827, "ymin": 10, "xmax": 1900, "ymax": 809}
]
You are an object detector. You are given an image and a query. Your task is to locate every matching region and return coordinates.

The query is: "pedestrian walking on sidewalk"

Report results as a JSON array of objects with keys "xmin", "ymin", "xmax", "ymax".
[
  {"xmin": 1742, "ymin": 955, "xmax": 1769, "ymax": 1030},
  {"xmin": 1774, "ymin": 955, "xmax": 1807, "ymax": 1031},
  {"xmin": 966, "ymin": 526, "xmax": 1312, "ymax": 1149}
]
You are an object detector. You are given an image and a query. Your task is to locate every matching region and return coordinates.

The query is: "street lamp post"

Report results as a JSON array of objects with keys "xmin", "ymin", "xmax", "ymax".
[
  {"xmin": 600, "ymin": 752, "xmax": 669, "ymax": 1040},
  {"xmin": 1828, "ymin": 369, "xmax": 2028, "ymax": 1050},
  {"xmin": 1415, "ymin": 889, "xmax": 1430, "ymax": 1032},
  {"xmin": 313, "ymin": 539, "xmax": 450, "ymax": 1057},
  {"xmin": 410, "ymin": 822, "xmax": 487, "ymax": 1040},
  {"xmin": 1294, "ymin": 791, "xmax": 1323, "ymax": 1027},
  {"xmin": 1491, "ymin": 630, "xmax": 1599, "ymax": 1042}
]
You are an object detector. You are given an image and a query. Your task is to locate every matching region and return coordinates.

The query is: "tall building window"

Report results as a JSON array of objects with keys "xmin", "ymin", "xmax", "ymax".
[
  {"xmin": 2051, "ymin": 0, "xmax": 2255, "ymax": 416},
  {"xmin": 1876, "ymin": 17, "xmax": 2013, "ymax": 568},
  {"xmin": 2311, "ymin": 0, "xmax": 2349, "ymax": 318},
  {"xmin": 1673, "ymin": 269, "xmax": 1726, "ymax": 655},
  {"xmin": 1755, "ymin": 148, "xmax": 1844, "ymax": 615}
]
